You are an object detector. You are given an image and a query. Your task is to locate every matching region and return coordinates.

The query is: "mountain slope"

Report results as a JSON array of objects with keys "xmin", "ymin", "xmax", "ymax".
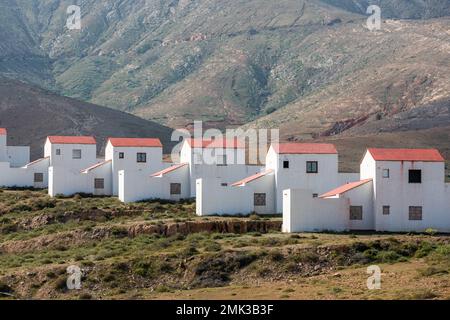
[
  {"xmin": 0, "ymin": 0, "xmax": 449, "ymax": 134},
  {"xmin": 0, "ymin": 78, "xmax": 174, "ymax": 159}
]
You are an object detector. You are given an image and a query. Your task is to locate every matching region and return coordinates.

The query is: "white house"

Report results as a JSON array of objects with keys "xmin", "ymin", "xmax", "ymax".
[
  {"xmin": 196, "ymin": 142, "xmax": 358, "ymax": 216},
  {"xmin": 283, "ymin": 148, "xmax": 450, "ymax": 233},
  {"xmin": 0, "ymin": 128, "xmax": 49, "ymax": 188},
  {"xmin": 119, "ymin": 138, "xmax": 263, "ymax": 203},
  {"xmin": 105, "ymin": 137, "xmax": 165, "ymax": 196},
  {"xmin": 47, "ymin": 135, "xmax": 101, "ymax": 196}
]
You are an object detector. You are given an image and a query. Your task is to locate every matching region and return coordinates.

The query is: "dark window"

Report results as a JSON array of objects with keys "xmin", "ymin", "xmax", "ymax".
[
  {"xmin": 221, "ymin": 183, "xmax": 228, "ymax": 187},
  {"xmin": 350, "ymin": 206, "xmax": 363, "ymax": 220},
  {"xmin": 254, "ymin": 193, "xmax": 266, "ymax": 206},
  {"xmin": 137, "ymin": 153, "xmax": 147, "ymax": 163},
  {"xmin": 306, "ymin": 161, "xmax": 318, "ymax": 173},
  {"xmin": 409, "ymin": 206, "xmax": 422, "ymax": 220},
  {"xmin": 72, "ymin": 149, "xmax": 82, "ymax": 159},
  {"xmin": 409, "ymin": 170, "xmax": 422, "ymax": 183},
  {"xmin": 283, "ymin": 160, "xmax": 289, "ymax": 169},
  {"xmin": 312, "ymin": 193, "xmax": 318, "ymax": 198},
  {"xmin": 56, "ymin": 149, "xmax": 61, "ymax": 156},
  {"xmin": 170, "ymin": 183, "xmax": 181, "ymax": 195},
  {"xmin": 119, "ymin": 152, "xmax": 124, "ymax": 159},
  {"xmin": 382, "ymin": 169, "xmax": 390, "ymax": 178},
  {"xmin": 94, "ymin": 178, "xmax": 104, "ymax": 189},
  {"xmin": 34, "ymin": 173, "xmax": 44, "ymax": 183},
  {"xmin": 382, "ymin": 206, "xmax": 390, "ymax": 215}
]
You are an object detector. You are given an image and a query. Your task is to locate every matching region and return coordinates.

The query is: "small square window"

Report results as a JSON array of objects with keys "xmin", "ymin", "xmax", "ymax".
[
  {"xmin": 137, "ymin": 153, "xmax": 147, "ymax": 163},
  {"xmin": 283, "ymin": 161, "xmax": 289, "ymax": 169},
  {"xmin": 312, "ymin": 193, "xmax": 318, "ymax": 198},
  {"xmin": 119, "ymin": 152, "xmax": 124, "ymax": 159},
  {"xmin": 56, "ymin": 149, "xmax": 61, "ymax": 156},
  {"xmin": 409, "ymin": 170, "xmax": 422, "ymax": 183},
  {"xmin": 72, "ymin": 149, "xmax": 82, "ymax": 159},
  {"xmin": 221, "ymin": 183, "xmax": 228, "ymax": 187},
  {"xmin": 306, "ymin": 161, "xmax": 318, "ymax": 173},
  {"xmin": 409, "ymin": 206, "xmax": 422, "ymax": 220},
  {"xmin": 382, "ymin": 169, "xmax": 390, "ymax": 178},
  {"xmin": 94, "ymin": 178, "xmax": 104, "ymax": 189},
  {"xmin": 350, "ymin": 206, "xmax": 363, "ymax": 220},
  {"xmin": 254, "ymin": 193, "xmax": 266, "ymax": 206},
  {"xmin": 34, "ymin": 173, "xmax": 44, "ymax": 183},
  {"xmin": 382, "ymin": 206, "xmax": 390, "ymax": 215},
  {"xmin": 170, "ymin": 183, "xmax": 181, "ymax": 195}
]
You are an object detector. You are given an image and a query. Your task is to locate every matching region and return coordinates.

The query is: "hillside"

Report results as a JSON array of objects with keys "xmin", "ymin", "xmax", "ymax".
[
  {"xmin": 0, "ymin": 78, "xmax": 174, "ymax": 159},
  {"xmin": 1, "ymin": 0, "xmax": 449, "ymax": 132},
  {"xmin": 0, "ymin": 189, "xmax": 450, "ymax": 300}
]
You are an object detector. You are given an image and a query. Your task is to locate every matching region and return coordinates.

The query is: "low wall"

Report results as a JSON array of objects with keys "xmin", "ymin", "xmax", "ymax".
[
  {"xmin": 283, "ymin": 188, "xmax": 349, "ymax": 233},
  {"xmin": 196, "ymin": 178, "xmax": 254, "ymax": 216}
]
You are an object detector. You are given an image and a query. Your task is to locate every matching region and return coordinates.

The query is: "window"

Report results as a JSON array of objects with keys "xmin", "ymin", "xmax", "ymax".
[
  {"xmin": 409, "ymin": 206, "xmax": 422, "ymax": 220},
  {"xmin": 72, "ymin": 149, "xmax": 82, "ymax": 159},
  {"xmin": 119, "ymin": 152, "xmax": 124, "ymax": 159},
  {"xmin": 170, "ymin": 183, "xmax": 181, "ymax": 195},
  {"xmin": 306, "ymin": 161, "xmax": 318, "ymax": 173},
  {"xmin": 254, "ymin": 193, "xmax": 266, "ymax": 206},
  {"xmin": 56, "ymin": 149, "xmax": 61, "ymax": 156},
  {"xmin": 312, "ymin": 193, "xmax": 318, "ymax": 198},
  {"xmin": 350, "ymin": 206, "xmax": 363, "ymax": 220},
  {"xmin": 94, "ymin": 178, "xmax": 104, "ymax": 189},
  {"xmin": 283, "ymin": 160, "xmax": 289, "ymax": 169},
  {"xmin": 409, "ymin": 170, "xmax": 422, "ymax": 183},
  {"xmin": 137, "ymin": 153, "xmax": 147, "ymax": 163},
  {"xmin": 382, "ymin": 169, "xmax": 390, "ymax": 178},
  {"xmin": 221, "ymin": 183, "xmax": 228, "ymax": 187},
  {"xmin": 382, "ymin": 206, "xmax": 390, "ymax": 215},
  {"xmin": 34, "ymin": 173, "xmax": 44, "ymax": 183}
]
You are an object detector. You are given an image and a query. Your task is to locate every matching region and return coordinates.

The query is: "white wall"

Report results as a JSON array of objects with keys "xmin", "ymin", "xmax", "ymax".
[
  {"xmin": 0, "ymin": 158, "xmax": 49, "ymax": 188},
  {"xmin": 267, "ymin": 146, "xmax": 342, "ymax": 213},
  {"xmin": 49, "ymin": 164, "xmax": 112, "ymax": 196},
  {"xmin": 6, "ymin": 146, "xmax": 30, "ymax": 167},
  {"xmin": 283, "ymin": 189, "xmax": 349, "ymax": 232},
  {"xmin": 105, "ymin": 142, "xmax": 165, "ymax": 195},
  {"xmin": 45, "ymin": 140, "xmax": 97, "ymax": 170},
  {"xmin": 119, "ymin": 165, "xmax": 190, "ymax": 203},
  {"xmin": 371, "ymin": 159, "xmax": 449, "ymax": 232},
  {"xmin": 196, "ymin": 178, "xmax": 253, "ymax": 216},
  {"xmin": 341, "ymin": 181, "xmax": 375, "ymax": 230}
]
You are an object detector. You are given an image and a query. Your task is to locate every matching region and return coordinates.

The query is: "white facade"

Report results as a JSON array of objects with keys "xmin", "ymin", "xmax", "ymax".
[
  {"xmin": 119, "ymin": 138, "xmax": 262, "ymax": 203},
  {"xmin": 284, "ymin": 148, "xmax": 450, "ymax": 233},
  {"xmin": 196, "ymin": 142, "xmax": 357, "ymax": 216},
  {"xmin": 0, "ymin": 128, "xmax": 48, "ymax": 188},
  {"xmin": 46, "ymin": 136, "xmax": 102, "ymax": 196},
  {"xmin": 105, "ymin": 138, "xmax": 165, "ymax": 196}
]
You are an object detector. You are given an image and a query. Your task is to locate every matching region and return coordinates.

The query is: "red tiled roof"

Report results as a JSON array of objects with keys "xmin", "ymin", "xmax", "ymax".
[
  {"xmin": 81, "ymin": 160, "xmax": 112, "ymax": 173},
  {"xmin": 48, "ymin": 136, "xmax": 96, "ymax": 145},
  {"xmin": 0, "ymin": 128, "xmax": 6, "ymax": 135},
  {"xmin": 367, "ymin": 148, "xmax": 444, "ymax": 162},
  {"xmin": 272, "ymin": 143, "xmax": 338, "ymax": 154},
  {"xmin": 232, "ymin": 169, "xmax": 274, "ymax": 186},
  {"xmin": 150, "ymin": 163, "xmax": 188, "ymax": 177},
  {"xmin": 108, "ymin": 138, "xmax": 162, "ymax": 148},
  {"xmin": 186, "ymin": 138, "xmax": 245, "ymax": 149},
  {"xmin": 319, "ymin": 179, "xmax": 372, "ymax": 198}
]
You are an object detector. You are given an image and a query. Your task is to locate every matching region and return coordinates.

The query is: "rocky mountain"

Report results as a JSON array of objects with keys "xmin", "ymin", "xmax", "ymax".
[
  {"xmin": 0, "ymin": 78, "xmax": 174, "ymax": 159},
  {"xmin": 0, "ymin": 0, "xmax": 449, "ymax": 131}
]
